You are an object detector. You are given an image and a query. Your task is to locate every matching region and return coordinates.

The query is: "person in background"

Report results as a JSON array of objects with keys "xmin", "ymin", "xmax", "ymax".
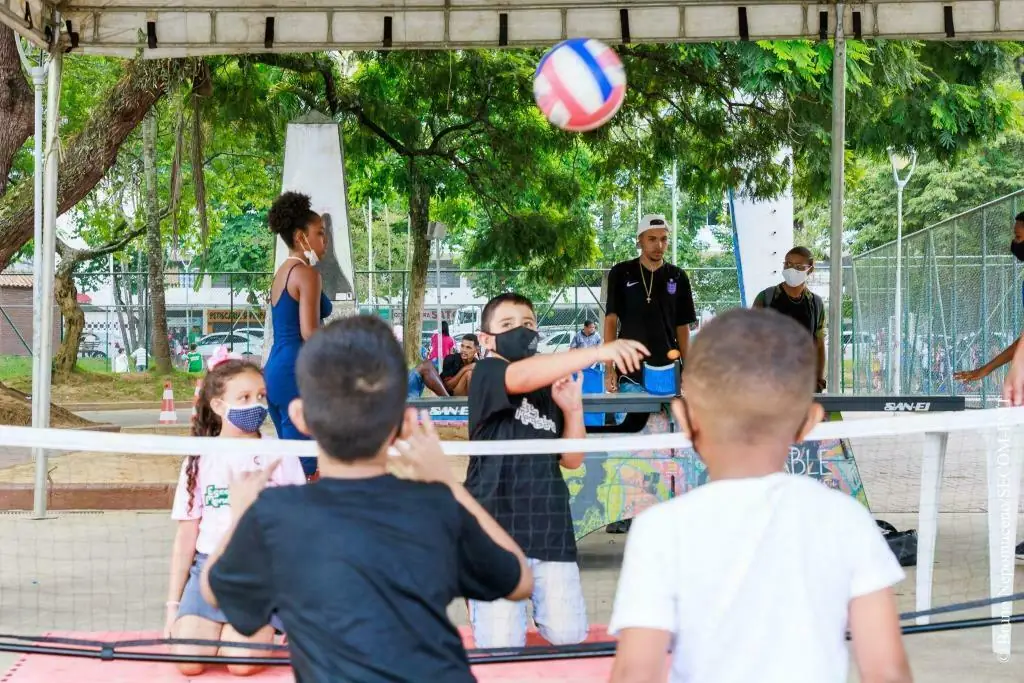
[
  {"xmin": 604, "ymin": 214, "xmax": 697, "ymax": 393},
  {"xmin": 956, "ymin": 213, "xmax": 1024, "ymax": 387},
  {"xmin": 114, "ymin": 347, "xmax": 129, "ymax": 374},
  {"xmin": 428, "ymin": 321, "xmax": 456, "ymax": 363},
  {"xmin": 570, "ymin": 320, "xmax": 602, "ymax": 350},
  {"xmin": 608, "ymin": 309, "xmax": 911, "ymax": 683},
  {"xmin": 133, "ymin": 345, "xmax": 148, "ymax": 373},
  {"xmin": 262, "ymin": 191, "xmax": 332, "ymax": 479},
  {"xmin": 603, "ymin": 214, "xmax": 697, "ymax": 534},
  {"xmin": 969, "ymin": 211, "xmax": 1024, "ymax": 563},
  {"xmin": 187, "ymin": 344, "xmax": 204, "ymax": 374},
  {"xmin": 752, "ymin": 246, "xmax": 827, "ymax": 392},
  {"xmin": 442, "ymin": 334, "xmax": 479, "ymax": 396}
]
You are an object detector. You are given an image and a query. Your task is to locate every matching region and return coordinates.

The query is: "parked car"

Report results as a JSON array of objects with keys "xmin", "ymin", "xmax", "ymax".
[
  {"xmin": 231, "ymin": 326, "xmax": 266, "ymax": 340},
  {"xmin": 195, "ymin": 332, "xmax": 263, "ymax": 360},
  {"xmin": 537, "ymin": 330, "xmax": 573, "ymax": 354}
]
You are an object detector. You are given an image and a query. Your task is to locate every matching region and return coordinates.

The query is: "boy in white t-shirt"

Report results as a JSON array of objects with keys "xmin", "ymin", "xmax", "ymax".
[{"xmin": 609, "ymin": 308, "xmax": 911, "ymax": 683}]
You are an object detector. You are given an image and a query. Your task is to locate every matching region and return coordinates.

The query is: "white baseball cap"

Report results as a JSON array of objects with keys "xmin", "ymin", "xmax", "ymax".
[{"xmin": 638, "ymin": 213, "xmax": 670, "ymax": 237}]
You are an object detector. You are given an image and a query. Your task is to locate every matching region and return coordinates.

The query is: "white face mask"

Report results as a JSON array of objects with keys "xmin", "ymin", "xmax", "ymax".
[
  {"xmin": 782, "ymin": 268, "xmax": 808, "ymax": 287},
  {"xmin": 300, "ymin": 234, "xmax": 319, "ymax": 267}
]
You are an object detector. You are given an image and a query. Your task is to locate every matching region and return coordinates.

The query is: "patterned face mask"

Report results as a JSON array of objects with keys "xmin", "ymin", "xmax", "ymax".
[{"xmin": 224, "ymin": 404, "xmax": 269, "ymax": 433}]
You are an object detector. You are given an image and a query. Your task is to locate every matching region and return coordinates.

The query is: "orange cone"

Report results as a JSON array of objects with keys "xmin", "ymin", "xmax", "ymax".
[
  {"xmin": 160, "ymin": 381, "xmax": 177, "ymax": 424},
  {"xmin": 191, "ymin": 378, "xmax": 203, "ymax": 423}
]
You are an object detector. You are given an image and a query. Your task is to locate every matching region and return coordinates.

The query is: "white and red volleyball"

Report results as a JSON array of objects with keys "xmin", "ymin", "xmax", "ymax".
[{"xmin": 533, "ymin": 38, "xmax": 626, "ymax": 132}]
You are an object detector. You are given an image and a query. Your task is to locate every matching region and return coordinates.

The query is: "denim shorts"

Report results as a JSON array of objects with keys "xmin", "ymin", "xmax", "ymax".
[
  {"xmin": 177, "ymin": 553, "xmax": 284, "ymax": 632},
  {"xmin": 408, "ymin": 369, "xmax": 425, "ymax": 399}
]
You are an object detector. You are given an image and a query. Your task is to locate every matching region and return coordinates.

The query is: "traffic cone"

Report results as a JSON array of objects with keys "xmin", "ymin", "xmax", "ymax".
[
  {"xmin": 160, "ymin": 381, "xmax": 178, "ymax": 424},
  {"xmin": 191, "ymin": 378, "xmax": 203, "ymax": 423}
]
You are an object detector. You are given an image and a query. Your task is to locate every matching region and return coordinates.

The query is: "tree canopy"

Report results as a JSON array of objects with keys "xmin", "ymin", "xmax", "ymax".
[{"xmin": 0, "ymin": 30, "xmax": 1020, "ymax": 370}]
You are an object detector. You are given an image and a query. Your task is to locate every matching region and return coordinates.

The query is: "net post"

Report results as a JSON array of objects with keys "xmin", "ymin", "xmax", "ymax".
[
  {"xmin": 32, "ymin": 37, "xmax": 64, "ymax": 521},
  {"xmin": 987, "ymin": 403, "xmax": 1021, "ymax": 657},
  {"xmin": 915, "ymin": 431, "xmax": 948, "ymax": 625},
  {"xmin": 826, "ymin": 3, "xmax": 847, "ymax": 395}
]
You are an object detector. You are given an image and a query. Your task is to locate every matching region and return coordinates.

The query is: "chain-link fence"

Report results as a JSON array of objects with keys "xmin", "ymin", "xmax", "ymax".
[
  {"xmin": 354, "ymin": 266, "xmax": 742, "ymax": 355},
  {"xmin": 850, "ymin": 190, "xmax": 1024, "ymax": 405},
  {"xmin": 70, "ymin": 270, "xmax": 270, "ymax": 372},
  {"xmin": 63, "ymin": 265, "xmax": 741, "ymax": 369}
]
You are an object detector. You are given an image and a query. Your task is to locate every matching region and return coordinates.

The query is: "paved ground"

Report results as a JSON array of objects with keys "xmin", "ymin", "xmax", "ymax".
[{"xmin": 76, "ymin": 409, "xmax": 193, "ymax": 429}]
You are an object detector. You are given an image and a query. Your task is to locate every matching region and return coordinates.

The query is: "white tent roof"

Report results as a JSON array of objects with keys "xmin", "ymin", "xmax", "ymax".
[{"xmin": 3, "ymin": 1, "xmax": 1023, "ymax": 57}]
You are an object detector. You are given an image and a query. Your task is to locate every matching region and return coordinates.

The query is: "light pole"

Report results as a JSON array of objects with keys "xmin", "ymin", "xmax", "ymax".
[
  {"xmin": 427, "ymin": 221, "xmax": 447, "ymax": 372},
  {"xmin": 889, "ymin": 148, "xmax": 917, "ymax": 394}
]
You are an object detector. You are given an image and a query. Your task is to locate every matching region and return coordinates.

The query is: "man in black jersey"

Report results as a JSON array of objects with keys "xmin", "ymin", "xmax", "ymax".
[{"xmin": 604, "ymin": 214, "xmax": 698, "ymax": 393}]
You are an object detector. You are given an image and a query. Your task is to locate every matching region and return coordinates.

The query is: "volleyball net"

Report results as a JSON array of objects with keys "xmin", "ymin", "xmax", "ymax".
[{"xmin": 0, "ymin": 404, "xmax": 1022, "ymax": 669}]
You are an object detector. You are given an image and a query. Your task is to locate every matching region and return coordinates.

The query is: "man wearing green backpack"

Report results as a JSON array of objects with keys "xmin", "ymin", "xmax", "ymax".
[{"xmin": 752, "ymin": 246, "xmax": 827, "ymax": 393}]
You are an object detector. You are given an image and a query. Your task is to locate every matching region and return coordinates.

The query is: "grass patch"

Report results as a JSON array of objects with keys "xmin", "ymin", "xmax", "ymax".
[{"xmin": 3, "ymin": 364, "xmax": 201, "ymax": 405}]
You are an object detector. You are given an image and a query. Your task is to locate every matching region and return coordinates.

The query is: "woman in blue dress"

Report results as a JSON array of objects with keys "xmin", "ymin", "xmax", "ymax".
[{"xmin": 263, "ymin": 192, "xmax": 332, "ymax": 478}]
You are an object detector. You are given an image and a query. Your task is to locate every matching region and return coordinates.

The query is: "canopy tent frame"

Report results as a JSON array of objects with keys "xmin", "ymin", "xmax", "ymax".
[
  {"xmin": 3, "ymin": 1, "xmax": 1023, "ymax": 56},
  {"xmin": 3, "ymin": 0, "xmax": 1021, "ymax": 519}
]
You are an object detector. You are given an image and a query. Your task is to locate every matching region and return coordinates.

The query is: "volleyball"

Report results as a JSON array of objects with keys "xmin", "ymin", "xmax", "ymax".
[{"xmin": 533, "ymin": 38, "xmax": 626, "ymax": 132}]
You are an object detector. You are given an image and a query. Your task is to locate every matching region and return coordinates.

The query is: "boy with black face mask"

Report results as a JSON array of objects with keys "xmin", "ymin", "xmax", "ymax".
[
  {"xmin": 954, "ymin": 212, "xmax": 1024, "ymax": 386},
  {"xmin": 466, "ymin": 292, "xmax": 649, "ymax": 648}
]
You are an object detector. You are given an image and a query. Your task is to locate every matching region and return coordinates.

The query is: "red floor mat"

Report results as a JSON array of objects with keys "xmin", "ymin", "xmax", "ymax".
[{"xmin": 1, "ymin": 629, "xmax": 619, "ymax": 682}]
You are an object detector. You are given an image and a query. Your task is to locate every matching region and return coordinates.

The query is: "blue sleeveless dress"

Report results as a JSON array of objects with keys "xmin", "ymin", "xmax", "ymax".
[{"xmin": 264, "ymin": 263, "xmax": 332, "ymax": 476}]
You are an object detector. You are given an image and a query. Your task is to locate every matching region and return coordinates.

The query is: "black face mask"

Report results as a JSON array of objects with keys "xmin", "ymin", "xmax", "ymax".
[
  {"xmin": 1011, "ymin": 241, "xmax": 1024, "ymax": 263},
  {"xmin": 491, "ymin": 326, "xmax": 539, "ymax": 362}
]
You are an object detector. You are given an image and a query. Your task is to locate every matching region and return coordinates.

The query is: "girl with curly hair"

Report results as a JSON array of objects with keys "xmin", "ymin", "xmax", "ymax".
[{"xmin": 164, "ymin": 350, "xmax": 306, "ymax": 676}]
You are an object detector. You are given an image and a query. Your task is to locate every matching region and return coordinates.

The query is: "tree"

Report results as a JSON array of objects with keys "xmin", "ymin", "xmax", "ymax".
[
  {"xmin": 0, "ymin": 40, "xmax": 194, "ymax": 267},
  {"xmin": 847, "ymin": 129, "xmax": 1024, "ymax": 253},
  {"xmin": 53, "ymin": 223, "xmax": 145, "ymax": 381},
  {"xmin": 202, "ymin": 209, "xmax": 275, "ymax": 300},
  {"xmin": 0, "ymin": 26, "xmax": 33, "ymax": 196}
]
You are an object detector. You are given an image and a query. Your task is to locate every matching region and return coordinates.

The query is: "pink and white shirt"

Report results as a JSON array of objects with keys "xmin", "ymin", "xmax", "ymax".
[{"xmin": 171, "ymin": 452, "xmax": 307, "ymax": 555}]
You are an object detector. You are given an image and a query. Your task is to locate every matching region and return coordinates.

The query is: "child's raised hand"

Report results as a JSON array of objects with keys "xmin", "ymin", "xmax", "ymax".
[
  {"xmin": 393, "ymin": 410, "xmax": 452, "ymax": 485},
  {"xmin": 228, "ymin": 459, "xmax": 281, "ymax": 517},
  {"xmin": 552, "ymin": 373, "xmax": 584, "ymax": 413},
  {"xmin": 597, "ymin": 339, "xmax": 650, "ymax": 374}
]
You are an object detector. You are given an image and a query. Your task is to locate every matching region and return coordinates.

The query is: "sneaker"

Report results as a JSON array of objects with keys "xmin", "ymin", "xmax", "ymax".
[
  {"xmin": 1016, "ymin": 540, "xmax": 1024, "ymax": 565},
  {"xmin": 605, "ymin": 519, "xmax": 632, "ymax": 534}
]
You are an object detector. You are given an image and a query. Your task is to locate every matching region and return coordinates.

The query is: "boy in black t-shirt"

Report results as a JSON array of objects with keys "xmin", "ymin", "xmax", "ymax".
[
  {"xmin": 200, "ymin": 316, "xmax": 532, "ymax": 683},
  {"xmin": 467, "ymin": 293, "xmax": 648, "ymax": 648}
]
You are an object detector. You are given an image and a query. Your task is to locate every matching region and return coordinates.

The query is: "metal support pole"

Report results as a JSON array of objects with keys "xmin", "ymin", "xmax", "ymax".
[
  {"xmin": 33, "ymin": 44, "xmax": 63, "ymax": 519},
  {"xmin": 367, "ymin": 198, "xmax": 374, "ymax": 310},
  {"xmin": 435, "ymin": 236, "xmax": 443, "ymax": 372},
  {"xmin": 894, "ymin": 185, "xmax": 904, "ymax": 393},
  {"xmin": 671, "ymin": 160, "xmax": 678, "ymax": 264},
  {"xmin": 827, "ymin": 4, "xmax": 847, "ymax": 394},
  {"xmin": 981, "ymin": 212, "xmax": 989, "ymax": 405},
  {"xmin": 19, "ymin": 36, "xmax": 51, "ymax": 519}
]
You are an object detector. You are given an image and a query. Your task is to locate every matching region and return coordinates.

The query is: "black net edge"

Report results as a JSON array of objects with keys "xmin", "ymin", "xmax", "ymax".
[{"xmin": 1, "ymin": 612, "xmax": 1022, "ymax": 667}]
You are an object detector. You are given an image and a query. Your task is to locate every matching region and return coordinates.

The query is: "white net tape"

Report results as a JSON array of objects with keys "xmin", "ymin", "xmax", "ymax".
[{"xmin": 1, "ymin": 407, "xmax": 1023, "ymax": 457}]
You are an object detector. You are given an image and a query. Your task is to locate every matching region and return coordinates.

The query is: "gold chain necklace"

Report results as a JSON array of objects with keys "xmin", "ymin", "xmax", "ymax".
[{"xmin": 639, "ymin": 261, "xmax": 655, "ymax": 304}]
